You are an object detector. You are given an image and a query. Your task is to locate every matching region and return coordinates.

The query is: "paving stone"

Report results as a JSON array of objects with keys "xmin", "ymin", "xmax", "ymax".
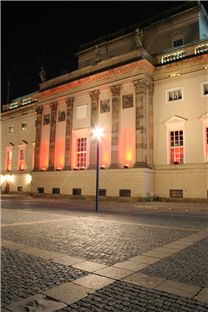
[
  {"xmin": 194, "ymin": 288, "xmax": 208, "ymax": 304},
  {"xmin": 6, "ymin": 294, "xmax": 66, "ymax": 311},
  {"xmin": 123, "ymin": 272, "xmax": 165, "ymax": 288},
  {"xmin": 95, "ymin": 266, "xmax": 132, "ymax": 280},
  {"xmin": 73, "ymin": 274, "xmax": 114, "ymax": 290},
  {"xmin": 129, "ymin": 255, "xmax": 160, "ymax": 265},
  {"xmin": 155, "ymin": 279, "xmax": 200, "ymax": 298},
  {"xmin": 44, "ymin": 282, "xmax": 94, "ymax": 305},
  {"xmin": 52, "ymin": 255, "xmax": 85, "ymax": 266},
  {"xmin": 113, "ymin": 260, "xmax": 149, "ymax": 271},
  {"xmin": 72, "ymin": 261, "xmax": 107, "ymax": 272}
]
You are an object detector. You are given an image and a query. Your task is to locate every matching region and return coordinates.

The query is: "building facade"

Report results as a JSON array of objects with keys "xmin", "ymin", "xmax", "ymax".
[{"xmin": 1, "ymin": 2, "xmax": 208, "ymax": 201}]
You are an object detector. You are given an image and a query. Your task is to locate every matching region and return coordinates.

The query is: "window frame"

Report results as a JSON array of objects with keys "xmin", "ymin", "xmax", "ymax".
[
  {"xmin": 5, "ymin": 148, "xmax": 13, "ymax": 171},
  {"xmin": 8, "ymin": 125, "xmax": 14, "ymax": 133},
  {"xmin": 201, "ymin": 81, "xmax": 208, "ymax": 97},
  {"xmin": 166, "ymin": 87, "xmax": 183, "ymax": 103},
  {"xmin": 21, "ymin": 122, "xmax": 27, "ymax": 131},
  {"xmin": 169, "ymin": 130, "xmax": 184, "ymax": 164},
  {"xmin": 76, "ymin": 137, "xmax": 87, "ymax": 169}
]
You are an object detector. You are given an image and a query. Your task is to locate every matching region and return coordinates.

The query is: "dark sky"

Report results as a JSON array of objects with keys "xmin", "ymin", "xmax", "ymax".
[{"xmin": 2, "ymin": 1, "xmax": 208, "ymax": 104}]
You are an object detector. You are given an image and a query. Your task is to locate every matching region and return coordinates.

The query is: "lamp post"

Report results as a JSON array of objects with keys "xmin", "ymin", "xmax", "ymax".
[{"xmin": 92, "ymin": 127, "xmax": 103, "ymax": 212}]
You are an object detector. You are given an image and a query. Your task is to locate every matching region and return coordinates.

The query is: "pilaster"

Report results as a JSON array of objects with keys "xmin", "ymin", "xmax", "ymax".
[
  {"xmin": 64, "ymin": 97, "xmax": 74, "ymax": 170},
  {"xmin": 47, "ymin": 101, "xmax": 57, "ymax": 171},
  {"xmin": 110, "ymin": 84, "xmax": 121, "ymax": 169},
  {"xmin": 33, "ymin": 106, "xmax": 43, "ymax": 171},
  {"xmin": 89, "ymin": 90, "xmax": 100, "ymax": 169}
]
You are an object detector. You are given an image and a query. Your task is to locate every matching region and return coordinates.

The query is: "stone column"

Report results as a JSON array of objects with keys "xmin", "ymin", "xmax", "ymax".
[
  {"xmin": 110, "ymin": 84, "xmax": 121, "ymax": 168},
  {"xmin": 148, "ymin": 82, "xmax": 154, "ymax": 167},
  {"xmin": 64, "ymin": 97, "xmax": 74, "ymax": 170},
  {"xmin": 89, "ymin": 90, "xmax": 100, "ymax": 169},
  {"xmin": 47, "ymin": 101, "xmax": 57, "ymax": 171},
  {"xmin": 134, "ymin": 79, "xmax": 149, "ymax": 167},
  {"xmin": 33, "ymin": 106, "xmax": 43, "ymax": 171}
]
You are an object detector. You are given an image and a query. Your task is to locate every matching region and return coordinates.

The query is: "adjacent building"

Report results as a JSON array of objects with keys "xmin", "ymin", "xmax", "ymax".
[{"xmin": 1, "ymin": 2, "xmax": 208, "ymax": 201}]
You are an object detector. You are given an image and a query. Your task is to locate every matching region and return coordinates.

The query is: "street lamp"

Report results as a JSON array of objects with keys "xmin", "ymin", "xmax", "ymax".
[{"xmin": 92, "ymin": 126, "xmax": 103, "ymax": 212}]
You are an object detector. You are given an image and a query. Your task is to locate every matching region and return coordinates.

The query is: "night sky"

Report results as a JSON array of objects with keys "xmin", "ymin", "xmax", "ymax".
[{"xmin": 2, "ymin": 1, "xmax": 208, "ymax": 104}]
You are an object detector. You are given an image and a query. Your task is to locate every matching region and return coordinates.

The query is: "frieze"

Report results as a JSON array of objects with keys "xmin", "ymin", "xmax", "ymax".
[
  {"xmin": 36, "ymin": 60, "xmax": 154, "ymax": 100},
  {"xmin": 122, "ymin": 94, "xmax": 133, "ymax": 109},
  {"xmin": 100, "ymin": 99, "xmax": 110, "ymax": 113}
]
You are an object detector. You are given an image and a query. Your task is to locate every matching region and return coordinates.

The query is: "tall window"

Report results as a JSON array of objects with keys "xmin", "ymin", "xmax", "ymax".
[
  {"xmin": 206, "ymin": 128, "xmax": 208, "ymax": 162},
  {"xmin": 203, "ymin": 83, "xmax": 208, "ymax": 96},
  {"xmin": 19, "ymin": 149, "xmax": 25, "ymax": 171},
  {"xmin": 170, "ymin": 130, "xmax": 184, "ymax": 164},
  {"xmin": 6, "ymin": 150, "xmax": 12, "ymax": 171},
  {"xmin": 76, "ymin": 137, "xmax": 87, "ymax": 168}
]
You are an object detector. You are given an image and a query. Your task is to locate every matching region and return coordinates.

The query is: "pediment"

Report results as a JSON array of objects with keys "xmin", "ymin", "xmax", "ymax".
[{"xmin": 164, "ymin": 115, "xmax": 187, "ymax": 126}]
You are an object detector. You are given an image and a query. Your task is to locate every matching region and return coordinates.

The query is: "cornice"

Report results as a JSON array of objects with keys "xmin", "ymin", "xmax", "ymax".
[{"xmin": 36, "ymin": 59, "xmax": 154, "ymax": 101}]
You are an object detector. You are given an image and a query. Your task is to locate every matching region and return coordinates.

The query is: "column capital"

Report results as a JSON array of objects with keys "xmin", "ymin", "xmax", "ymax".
[
  {"xmin": 89, "ymin": 90, "xmax": 100, "ymax": 102},
  {"xmin": 50, "ymin": 101, "xmax": 58, "ymax": 112},
  {"xmin": 134, "ymin": 79, "xmax": 150, "ymax": 94},
  {"xmin": 36, "ymin": 106, "xmax": 43, "ymax": 114},
  {"xmin": 110, "ymin": 85, "xmax": 121, "ymax": 97},
  {"xmin": 66, "ymin": 97, "xmax": 74, "ymax": 108}
]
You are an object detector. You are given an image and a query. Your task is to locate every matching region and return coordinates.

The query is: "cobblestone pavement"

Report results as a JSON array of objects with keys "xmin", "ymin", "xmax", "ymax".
[
  {"xmin": 1, "ymin": 247, "xmax": 87, "ymax": 307},
  {"xmin": 1, "ymin": 197, "xmax": 208, "ymax": 311},
  {"xmin": 1, "ymin": 219, "xmax": 195, "ymax": 265},
  {"xmin": 141, "ymin": 237, "xmax": 208, "ymax": 288},
  {"xmin": 58, "ymin": 280, "xmax": 208, "ymax": 312}
]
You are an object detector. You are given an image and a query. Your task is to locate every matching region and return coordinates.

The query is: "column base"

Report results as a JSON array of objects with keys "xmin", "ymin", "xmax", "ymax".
[
  {"xmin": 63, "ymin": 165, "xmax": 72, "ymax": 171},
  {"xmin": 109, "ymin": 164, "xmax": 120, "ymax": 169},
  {"xmin": 134, "ymin": 162, "xmax": 149, "ymax": 168},
  {"xmin": 47, "ymin": 167, "xmax": 54, "ymax": 171}
]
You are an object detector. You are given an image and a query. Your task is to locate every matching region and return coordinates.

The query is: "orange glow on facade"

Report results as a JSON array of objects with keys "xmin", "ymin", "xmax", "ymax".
[
  {"xmin": 6, "ymin": 150, "xmax": 12, "ymax": 171},
  {"xmin": 39, "ymin": 140, "xmax": 49, "ymax": 170},
  {"xmin": 55, "ymin": 138, "xmax": 65, "ymax": 169},
  {"xmin": 100, "ymin": 137, "xmax": 111, "ymax": 167},
  {"xmin": 18, "ymin": 149, "xmax": 25, "ymax": 171},
  {"xmin": 121, "ymin": 128, "xmax": 135, "ymax": 166}
]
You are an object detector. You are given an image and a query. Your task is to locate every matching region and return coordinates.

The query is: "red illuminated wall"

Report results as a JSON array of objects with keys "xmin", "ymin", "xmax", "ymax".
[
  {"xmin": 55, "ymin": 138, "xmax": 65, "ymax": 169},
  {"xmin": 121, "ymin": 128, "xmax": 135, "ymax": 167},
  {"xmin": 39, "ymin": 140, "xmax": 49, "ymax": 170},
  {"xmin": 100, "ymin": 136, "xmax": 111, "ymax": 168}
]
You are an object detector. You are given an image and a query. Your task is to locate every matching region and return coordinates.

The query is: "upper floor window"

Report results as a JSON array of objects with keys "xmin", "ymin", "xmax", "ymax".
[
  {"xmin": 8, "ymin": 126, "xmax": 14, "ymax": 133},
  {"xmin": 202, "ymin": 83, "xmax": 208, "ymax": 96},
  {"xmin": 167, "ymin": 88, "xmax": 183, "ymax": 102},
  {"xmin": 170, "ymin": 130, "xmax": 184, "ymax": 164},
  {"xmin": 21, "ymin": 122, "xmax": 27, "ymax": 131},
  {"xmin": 6, "ymin": 149, "xmax": 12, "ymax": 171},
  {"xmin": 76, "ymin": 137, "xmax": 87, "ymax": 168},
  {"xmin": 206, "ymin": 127, "xmax": 208, "ymax": 162},
  {"xmin": 173, "ymin": 38, "xmax": 183, "ymax": 47}
]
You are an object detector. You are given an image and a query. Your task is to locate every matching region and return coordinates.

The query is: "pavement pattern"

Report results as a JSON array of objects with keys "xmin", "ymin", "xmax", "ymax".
[{"xmin": 1, "ymin": 197, "xmax": 208, "ymax": 312}]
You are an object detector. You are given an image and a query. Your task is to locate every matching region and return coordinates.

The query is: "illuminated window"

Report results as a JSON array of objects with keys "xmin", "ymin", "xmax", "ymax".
[
  {"xmin": 21, "ymin": 122, "xmax": 27, "ymax": 131},
  {"xmin": 8, "ymin": 126, "xmax": 14, "ymax": 133},
  {"xmin": 170, "ymin": 130, "xmax": 184, "ymax": 164},
  {"xmin": 206, "ymin": 128, "xmax": 208, "ymax": 162},
  {"xmin": 167, "ymin": 88, "xmax": 183, "ymax": 102},
  {"xmin": 76, "ymin": 137, "xmax": 87, "ymax": 168},
  {"xmin": 6, "ymin": 149, "xmax": 12, "ymax": 171},
  {"xmin": 203, "ymin": 83, "xmax": 208, "ymax": 96},
  {"xmin": 19, "ymin": 149, "xmax": 25, "ymax": 171}
]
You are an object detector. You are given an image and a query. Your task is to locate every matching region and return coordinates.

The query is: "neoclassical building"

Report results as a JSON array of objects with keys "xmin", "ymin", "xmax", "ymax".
[{"xmin": 1, "ymin": 2, "xmax": 208, "ymax": 201}]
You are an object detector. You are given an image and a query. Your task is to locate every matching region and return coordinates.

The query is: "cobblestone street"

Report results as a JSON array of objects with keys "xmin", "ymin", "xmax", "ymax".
[{"xmin": 1, "ymin": 196, "xmax": 208, "ymax": 311}]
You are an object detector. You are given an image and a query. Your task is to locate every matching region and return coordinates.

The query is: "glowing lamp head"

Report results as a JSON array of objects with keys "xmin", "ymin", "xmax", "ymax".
[{"xmin": 92, "ymin": 126, "xmax": 104, "ymax": 141}]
